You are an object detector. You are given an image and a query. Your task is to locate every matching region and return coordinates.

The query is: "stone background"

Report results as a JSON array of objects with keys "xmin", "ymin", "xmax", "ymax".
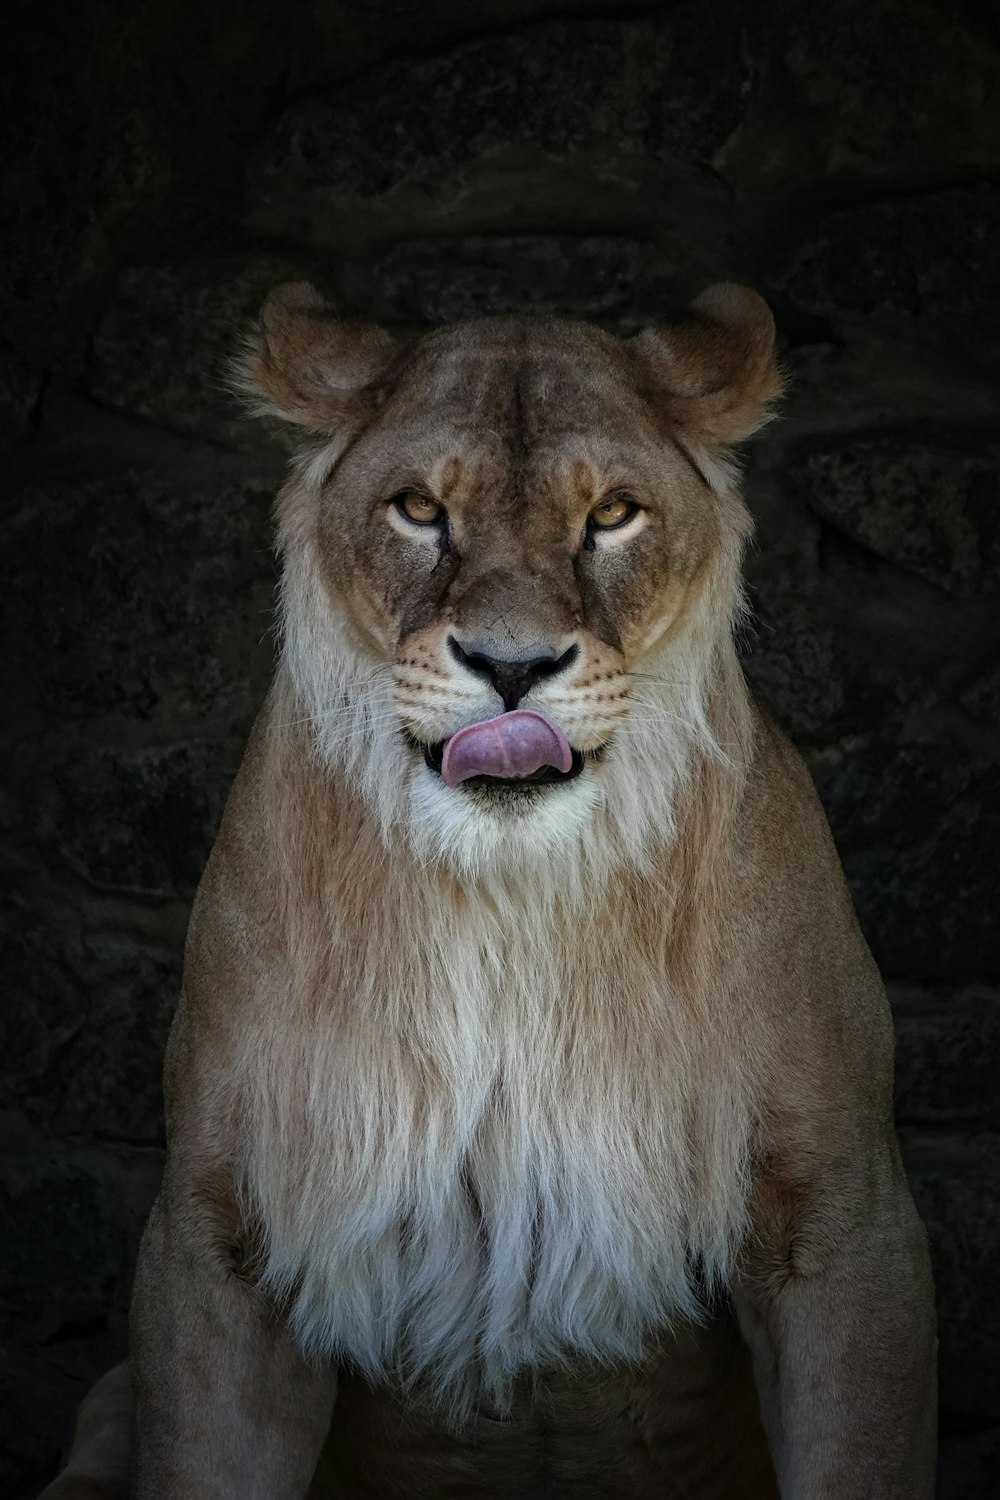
[{"xmin": 2, "ymin": 0, "xmax": 998, "ymax": 1493}]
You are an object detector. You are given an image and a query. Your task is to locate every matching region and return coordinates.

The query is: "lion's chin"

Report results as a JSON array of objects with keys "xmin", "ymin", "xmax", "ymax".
[{"xmin": 404, "ymin": 750, "xmax": 603, "ymax": 879}]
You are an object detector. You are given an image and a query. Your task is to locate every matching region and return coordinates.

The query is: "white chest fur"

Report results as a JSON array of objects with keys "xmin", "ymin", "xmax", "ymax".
[{"xmin": 243, "ymin": 900, "xmax": 751, "ymax": 1414}]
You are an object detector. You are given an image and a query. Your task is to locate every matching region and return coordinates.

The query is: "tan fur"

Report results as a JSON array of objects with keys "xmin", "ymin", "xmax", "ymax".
[{"xmin": 43, "ymin": 286, "xmax": 934, "ymax": 1499}]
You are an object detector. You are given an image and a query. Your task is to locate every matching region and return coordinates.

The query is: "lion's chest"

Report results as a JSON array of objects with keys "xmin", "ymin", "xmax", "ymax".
[{"xmin": 251, "ymin": 975, "xmax": 746, "ymax": 1410}]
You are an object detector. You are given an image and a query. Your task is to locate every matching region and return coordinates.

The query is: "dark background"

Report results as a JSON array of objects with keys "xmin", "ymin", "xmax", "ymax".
[{"xmin": 2, "ymin": 1, "xmax": 998, "ymax": 1494}]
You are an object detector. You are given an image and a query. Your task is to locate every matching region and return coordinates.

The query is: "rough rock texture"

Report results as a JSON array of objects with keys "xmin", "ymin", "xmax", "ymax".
[
  {"xmin": 366, "ymin": 234, "xmax": 668, "ymax": 327},
  {"xmin": 0, "ymin": 342, "xmax": 42, "ymax": 459},
  {"xmin": 88, "ymin": 251, "xmax": 324, "ymax": 450},
  {"xmin": 246, "ymin": 12, "xmax": 748, "ymax": 251},
  {"xmin": 960, "ymin": 659, "xmax": 1000, "ymax": 726},
  {"xmin": 811, "ymin": 741, "xmax": 1000, "ymax": 981},
  {"xmin": 775, "ymin": 184, "xmax": 1000, "ymax": 353},
  {"xmin": 2, "ymin": 1, "xmax": 998, "ymax": 1495},
  {"xmin": 901, "ymin": 1131, "xmax": 1000, "ymax": 1432},
  {"xmin": 800, "ymin": 437, "xmax": 1000, "ymax": 597},
  {"xmin": 893, "ymin": 986, "xmax": 1000, "ymax": 1130}
]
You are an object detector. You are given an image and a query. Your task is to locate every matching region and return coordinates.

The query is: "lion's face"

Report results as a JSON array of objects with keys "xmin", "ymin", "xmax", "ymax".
[{"xmin": 240, "ymin": 285, "xmax": 780, "ymax": 875}]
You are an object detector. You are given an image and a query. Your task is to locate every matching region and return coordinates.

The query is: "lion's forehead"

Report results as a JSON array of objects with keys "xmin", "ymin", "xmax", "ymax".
[
  {"xmin": 344, "ymin": 322, "xmax": 678, "ymax": 516},
  {"xmin": 392, "ymin": 324, "xmax": 646, "ymax": 437}
]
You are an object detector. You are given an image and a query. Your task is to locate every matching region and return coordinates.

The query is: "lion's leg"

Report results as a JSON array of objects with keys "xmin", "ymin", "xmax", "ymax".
[
  {"xmin": 735, "ymin": 1143, "xmax": 936, "ymax": 1498},
  {"xmin": 37, "ymin": 1362, "xmax": 133, "ymax": 1500},
  {"xmin": 130, "ymin": 1187, "xmax": 336, "ymax": 1500}
]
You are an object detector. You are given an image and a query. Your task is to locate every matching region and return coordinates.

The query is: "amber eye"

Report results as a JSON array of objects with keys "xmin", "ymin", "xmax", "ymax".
[
  {"xmin": 394, "ymin": 491, "xmax": 445, "ymax": 526},
  {"xmin": 589, "ymin": 493, "xmax": 639, "ymax": 530}
]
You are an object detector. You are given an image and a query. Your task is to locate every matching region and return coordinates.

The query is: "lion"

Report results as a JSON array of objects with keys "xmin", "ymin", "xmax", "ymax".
[{"xmin": 40, "ymin": 282, "xmax": 936, "ymax": 1499}]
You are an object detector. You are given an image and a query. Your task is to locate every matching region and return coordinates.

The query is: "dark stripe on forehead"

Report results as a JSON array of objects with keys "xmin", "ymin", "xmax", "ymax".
[
  {"xmin": 438, "ymin": 347, "xmax": 518, "ymax": 420},
  {"xmin": 431, "ymin": 337, "xmax": 589, "ymax": 409},
  {"xmin": 508, "ymin": 365, "xmax": 531, "ymax": 500}
]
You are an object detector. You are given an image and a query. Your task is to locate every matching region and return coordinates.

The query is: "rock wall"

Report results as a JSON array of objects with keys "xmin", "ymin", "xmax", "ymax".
[{"xmin": 2, "ymin": 2, "xmax": 998, "ymax": 1494}]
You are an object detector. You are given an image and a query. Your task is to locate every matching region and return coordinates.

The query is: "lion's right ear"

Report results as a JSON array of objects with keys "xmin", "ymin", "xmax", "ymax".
[
  {"xmin": 231, "ymin": 282, "xmax": 399, "ymax": 435},
  {"xmin": 632, "ymin": 284, "xmax": 784, "ymax": 448}
]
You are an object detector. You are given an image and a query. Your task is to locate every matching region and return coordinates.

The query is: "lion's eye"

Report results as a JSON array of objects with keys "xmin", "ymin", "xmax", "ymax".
[
  {"xmin": 589, "ymin": 494, "xmax": 639, "ymax": 530},
  {"xmin": 395, "ymin": 491, "xmax": 445, "ymax": 526}
]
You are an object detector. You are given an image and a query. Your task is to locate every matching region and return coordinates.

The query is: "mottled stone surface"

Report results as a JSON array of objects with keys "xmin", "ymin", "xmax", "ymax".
[
  {"xmin": 89, "ymin": 251, "xmax": 320, "ymax": 449},
  {"xmin": 959, "ymin": 659, "xmax": 1000, "ymax": 727},
  {"xmin": 739, "ymin": 499, "xmax": 915, "ymax": 746},
  {"xmin": 1, "ymin": 917, "xmax": 179, "ymax": 1145},
  {"xmin": 892, "ymin": 986, "xmax": 1000, "ymax": 1129},
  {"xmin": 0, "ymin": 342, "xmax": 42, "ymax": 459},
  {"xmin": 902, "ymin": 1131, "xmax": 1000, "ymax": 1431},
  {"xmin": 812, "ymin": 740, "xmax": 1000, "ymax": 981},
  {"xmin": 727, "ymin": 0, "xmax": 1000, "ymax": 189},
  {"xmin": 776, "ymin": 185, "xmax": 1000, "ymax": 353},
  {"xmin": 0, "ymin": 435, "xmax": 278, "ymax": 731},
  {"xmin": 0, "ymin": 1138, "xmax": 162, "ymax": 1493},
  {"xmin": 367, "ymin": 234, "xmax": 662, "ymax": 326},
  {"xmin": 4, "ymin": 1, "xmax": 1000, "ymax": 1494},
  {"xmin": 800, "ymin": 438, "xmax": 1000, "ymax": 596},
  {"xmin": 0, "ymin": 1157, "xmax": 121, "ymax": 1346},
  {"xmin": 55, "ymin": 741, "xmax": 233, "ymax": 899},
  {"xmin": 246, "ymin": 12, "xmax": 747, "ymax": 249},
  {"xmin": 0, "ymin": 1, "xmax": 297, "ymax": 373}
]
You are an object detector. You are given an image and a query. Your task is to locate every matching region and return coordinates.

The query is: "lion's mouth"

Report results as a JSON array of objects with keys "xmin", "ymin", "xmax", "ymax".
[
  {"xmin": 405, "ymin": 709, "xmax": 589, "ymax": 791},
  {"xmin": 422, "ymin": 739, "xmax": 587, "ymax": 789}
]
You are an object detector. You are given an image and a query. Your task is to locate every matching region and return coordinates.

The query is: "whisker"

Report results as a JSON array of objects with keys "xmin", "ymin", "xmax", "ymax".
[
  {"xmin": 626, "ymin": 671, "xmax": 697, "ymax": 687},
  {"xmin": 617, "ymin": 712, "xmax": 714, "ymax": 735},
  {"xmin": 395, "ymin": 692, "xmax": 480, "ymax": 708},
  {"xmin": 395, "ymin": 695, "xmax": 479, "ymax": 709},
  {"xmin": 287, "ymin": 699, "xmax": 400, "ymax": 720},
  {"xmin": 271, "ymin": 707, "xmax": 404, "ymax": 730}
]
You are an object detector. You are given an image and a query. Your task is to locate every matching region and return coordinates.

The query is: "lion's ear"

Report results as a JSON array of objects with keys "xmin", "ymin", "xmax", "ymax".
[
  {"xmin": 231, "ymin": 282, "xmax": 399, "ymax": 434},
  {"xmin": 633, "ymin": 284, "xmax": 783, "ymax": 446}
]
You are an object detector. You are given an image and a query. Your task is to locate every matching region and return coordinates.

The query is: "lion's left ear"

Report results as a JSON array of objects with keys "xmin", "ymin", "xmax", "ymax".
[
  {"xmin": 633, "ymin": 283, "xmax": 784, "ymax": 446},
  {"xmin": 231, "ymin": 281, "xmax": 399, "ymax": 435}
]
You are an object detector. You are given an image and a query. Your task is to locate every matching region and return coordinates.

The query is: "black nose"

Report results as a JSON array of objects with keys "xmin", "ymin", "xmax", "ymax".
[{"xmin": 448, "ymin": 637, "xmax": 578, "ymax": 711}]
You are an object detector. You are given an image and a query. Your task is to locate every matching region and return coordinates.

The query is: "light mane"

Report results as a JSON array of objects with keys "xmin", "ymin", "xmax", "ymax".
[{"xmin": 230, "ymin": 454, "xmax": 761, "ymax": 1417}]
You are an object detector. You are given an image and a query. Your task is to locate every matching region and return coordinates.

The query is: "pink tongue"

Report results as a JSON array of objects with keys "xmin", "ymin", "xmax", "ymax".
[{"xmin": 441, "ymin": 710, "xmax": 573, "ymax": 788}]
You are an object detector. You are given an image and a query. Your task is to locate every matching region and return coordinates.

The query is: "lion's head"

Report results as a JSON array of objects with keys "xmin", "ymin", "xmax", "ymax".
[{"xmin": 236, "ymin": 283, "xmax": 781, "ymax": 878}]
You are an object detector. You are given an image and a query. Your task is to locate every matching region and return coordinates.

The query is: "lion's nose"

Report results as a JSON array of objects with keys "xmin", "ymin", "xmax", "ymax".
[{"xmin": 447, "ymin": 637, "xmax": 579, "ymax": 712}]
